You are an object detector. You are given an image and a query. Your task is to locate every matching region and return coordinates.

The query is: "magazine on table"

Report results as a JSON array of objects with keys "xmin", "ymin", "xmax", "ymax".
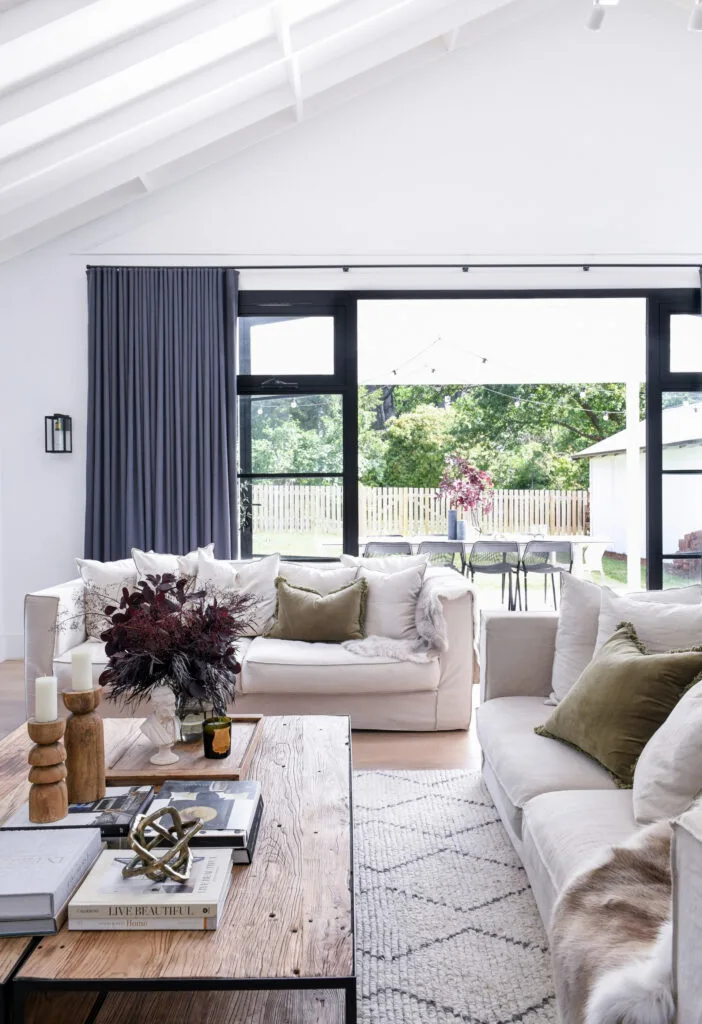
[{"xmin": 2, "ymin": 786, "xmax": 154, "ymax": 838}]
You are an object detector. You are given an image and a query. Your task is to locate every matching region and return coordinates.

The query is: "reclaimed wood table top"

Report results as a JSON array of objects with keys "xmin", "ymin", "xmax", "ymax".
[{"xmin": 7, "ymin": 715, "xmax": 354, "ymax": 988}]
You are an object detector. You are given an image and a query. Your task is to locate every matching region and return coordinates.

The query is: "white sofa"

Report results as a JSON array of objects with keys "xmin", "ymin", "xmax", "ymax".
[
  {"xmin": 24, "ymin": 564, "xmax": 475, "ymax": 731},
  {"xmin": 477, "ymin": 609, "xmax": 702, "ymax": 1019}
]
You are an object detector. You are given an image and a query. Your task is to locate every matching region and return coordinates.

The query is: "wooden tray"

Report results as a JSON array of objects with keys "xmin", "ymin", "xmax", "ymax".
[{"xmin": 104, "ymin": 715, "xmax": 264, "ymax": 787}]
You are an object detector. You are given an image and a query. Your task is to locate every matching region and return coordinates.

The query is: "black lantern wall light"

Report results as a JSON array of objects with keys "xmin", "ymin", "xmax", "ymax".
[{"xmin": 45, "ymin": 414, "xmax": 72, "ymax": 454}]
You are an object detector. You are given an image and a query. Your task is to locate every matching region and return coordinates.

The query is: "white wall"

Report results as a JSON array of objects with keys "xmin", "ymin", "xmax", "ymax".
[
  {"xmin": 589, "ymin": 446, "xmax": 702, "ymax": 559},
  {"xmin": 1, "ymin": 0, "xmax": 702, "ymax": 654}
]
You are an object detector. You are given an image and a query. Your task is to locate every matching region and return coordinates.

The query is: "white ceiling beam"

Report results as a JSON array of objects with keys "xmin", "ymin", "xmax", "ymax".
[
  {"xmin": 302, "ymin": 0, "xmax": 519, "ymax": 88},
  {"xmin": 0, "ymin": 86, "xmax": 294, "ymax": 239},
  {"xmin": 0, "ymin": 0, "xmax": 266, "ymax": 123},
  {"xmin": 0, "ymin": 178, "xmax": 149, "ymax": 263},
  {"xmin": 0, "ymin": 39, "xmax": 284, "ymax": 199},
  {"xmin": 0, "ymin": 0, "xmax": 98, "ymax": 45},
  {"xmin": 274, "ymin": 2, "xmax": 304, "ymax": 121},
  {"xmin": 0, "ymin": 0, "xmax": 214, "ymax": 85},
  {"xmin": 443, "ymin": 26, "xmax": 461, "ymax": 50}
]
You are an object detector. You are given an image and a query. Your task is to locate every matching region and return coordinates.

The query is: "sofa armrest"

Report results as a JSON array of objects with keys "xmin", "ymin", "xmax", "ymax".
[
  {"xmin": 672, "ymin": 803, "xmax": 702, "ymax": 1023},
  {"xmin": 479, "ymin": 610, "xmax": 558, "ymax": 703},
  {"xmin": 434, "ymin": 582, "xmax": 476, "ymax": 730},
  {"xmin": 25, "ymin": 579, "xmax": 85, "ymax": 715}
]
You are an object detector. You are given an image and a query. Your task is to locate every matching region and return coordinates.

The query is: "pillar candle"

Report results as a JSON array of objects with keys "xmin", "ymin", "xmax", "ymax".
[
  {"xmin": 71, "ymin": 648, "xmax": 93, "ymax": 691},
  {"xmin": 35, "ymin": 676, "xmax": 58, "ymax": 723}
]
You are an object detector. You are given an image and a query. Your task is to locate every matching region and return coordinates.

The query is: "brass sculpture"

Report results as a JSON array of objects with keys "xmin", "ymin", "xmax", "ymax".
[{"xmin": 122, "ymin": 806, "xmax": 203, "ymax": 883}]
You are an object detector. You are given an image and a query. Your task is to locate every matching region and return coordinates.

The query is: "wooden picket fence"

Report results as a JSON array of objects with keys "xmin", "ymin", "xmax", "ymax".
[{"xmin": 251, "ymin": 484, "xmax": 590, "ymax": 537}]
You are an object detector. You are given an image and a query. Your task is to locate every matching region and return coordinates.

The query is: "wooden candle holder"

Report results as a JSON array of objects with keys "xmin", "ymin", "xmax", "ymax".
[
  {"xmin": 62, "ymin": 688, "xmax": 106, "ymax": 804},
  {"xmin": 27, "ymin": 718, "xmax": 68, "ymax": 823}
]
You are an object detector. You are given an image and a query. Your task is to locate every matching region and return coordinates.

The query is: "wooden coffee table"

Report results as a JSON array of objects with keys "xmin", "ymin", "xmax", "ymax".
[{"xmin": 0, "ymin": 716, "xmax": 355, "ymax": 1024}]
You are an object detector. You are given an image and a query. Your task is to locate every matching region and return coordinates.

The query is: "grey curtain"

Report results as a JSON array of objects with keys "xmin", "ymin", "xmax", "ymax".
[{"xmin": 85, "ymin": 266, "xmax": 239, "ymax": 560}]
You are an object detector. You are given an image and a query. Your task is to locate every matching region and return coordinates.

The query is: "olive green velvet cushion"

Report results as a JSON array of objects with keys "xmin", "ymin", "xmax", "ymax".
[
  {"xmin": 265, "ymin": 576, "xmax": 367, "ymax": 643},
  {"xmin": 535, "ymin": 622, "xmax": 702, "ymax": 788}
]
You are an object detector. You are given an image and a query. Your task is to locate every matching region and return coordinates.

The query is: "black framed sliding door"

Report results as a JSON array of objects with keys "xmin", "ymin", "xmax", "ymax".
[
  {"xmin": 237, "ymin": 293, "xmax": 358, "ymax": 560},
  {"xmin": 647, "ymin": 291, "xmax": 702, "ymax": 588}
]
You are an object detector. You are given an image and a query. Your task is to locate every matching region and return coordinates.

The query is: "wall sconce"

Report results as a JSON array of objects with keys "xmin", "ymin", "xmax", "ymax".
[{"xmin": 45, "ymin": 414, "xmax": 72, "ymax": 454}]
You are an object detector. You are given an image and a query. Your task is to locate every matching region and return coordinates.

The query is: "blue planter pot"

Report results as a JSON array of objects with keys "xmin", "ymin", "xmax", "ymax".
[{"xmin": 447, "ymin": 509, "xmax": 457, "ymax": 540}]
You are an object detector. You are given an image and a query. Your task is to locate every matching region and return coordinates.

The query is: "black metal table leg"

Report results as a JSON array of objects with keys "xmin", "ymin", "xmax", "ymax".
[{"xmin": 345, "ymin": 979, "xmax": 357, "ymax": 1024}]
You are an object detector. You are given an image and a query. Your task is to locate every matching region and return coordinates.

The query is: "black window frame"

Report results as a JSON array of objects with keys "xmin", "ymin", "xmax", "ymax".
[
  {"xmin": 237, "ymin": 292, "xmax": 358, "ymax": 559},
  {"xmin": 646, "ymin": 290, "xmax": 702, "ymax": 589},
  {"xmin": 238, "ymin": 286, "xmax": 696, "ymax": 573}
]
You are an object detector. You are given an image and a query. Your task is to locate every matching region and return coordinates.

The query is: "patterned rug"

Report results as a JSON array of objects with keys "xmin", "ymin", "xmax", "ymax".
[{"xmin": 354, "ymin": 770, "xmax": 557, "ymax": 1024}]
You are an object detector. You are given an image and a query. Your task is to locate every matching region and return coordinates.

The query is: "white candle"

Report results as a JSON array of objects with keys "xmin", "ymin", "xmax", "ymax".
[
  {"xmin": 35, "ymin": 676, "xmax": 58, "ymax": 723},
  {"xmin": 71, "ymin": 648, "xmax": 93, "ymax": 691}
]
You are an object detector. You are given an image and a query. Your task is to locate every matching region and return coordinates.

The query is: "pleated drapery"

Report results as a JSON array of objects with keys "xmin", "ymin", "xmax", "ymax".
[{"xmin": 85, "ymin": 266, "xmax": 239, "ymax": 560}]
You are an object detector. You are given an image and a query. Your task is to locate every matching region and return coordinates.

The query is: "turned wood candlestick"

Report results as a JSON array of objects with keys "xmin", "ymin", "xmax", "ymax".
[
  {"xmin": 27, "ymin": 718, "xmax": 68, "ymax": 823},
  {"xmin": 62, "ymin": 687, "xmax": 106, "ymax": 804}
]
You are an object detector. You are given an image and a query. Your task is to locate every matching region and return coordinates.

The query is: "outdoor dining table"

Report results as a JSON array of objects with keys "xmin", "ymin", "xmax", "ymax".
[{"xmin": 359, "ymin": 534, "xmax": 612, "ymax": 578}]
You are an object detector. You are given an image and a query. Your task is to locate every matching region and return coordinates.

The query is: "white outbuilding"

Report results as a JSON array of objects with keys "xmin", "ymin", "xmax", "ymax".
[{"xmin": 574, "ymin": 402, "xmax": 702, "ymax": 557}]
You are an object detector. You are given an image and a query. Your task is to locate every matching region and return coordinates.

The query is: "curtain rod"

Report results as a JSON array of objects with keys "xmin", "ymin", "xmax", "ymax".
[{"xmin": 83, "ymin": 261, "xmax": 702, "ymax": 271}]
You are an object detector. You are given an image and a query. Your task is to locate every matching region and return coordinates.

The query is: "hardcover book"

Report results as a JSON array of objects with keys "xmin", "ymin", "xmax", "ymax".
[
  {"xmin": 68, "ymin": 847, "xmax": 232, "ymax": 929},
  {"xmin": 149, "ymin": 780, "xmax": 262, "ymax": 849},
  {"xmin": 2, "ymin": 786, "xmax": 154, "ymax": 838},
  {"xmin": 0, "ymin": 828, "xmax": 102, "ymax": 922}
]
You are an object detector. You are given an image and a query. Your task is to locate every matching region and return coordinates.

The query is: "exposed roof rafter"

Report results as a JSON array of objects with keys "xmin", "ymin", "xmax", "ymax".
[{"xmin": 0, "ymin": 0, "xmax": 552, "ymax": 262}]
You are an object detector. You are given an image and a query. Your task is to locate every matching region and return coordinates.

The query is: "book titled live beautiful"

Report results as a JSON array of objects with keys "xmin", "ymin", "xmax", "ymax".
[{"xmin": 68, "ymin": 848, "xmax": 232, "ymax": 931}]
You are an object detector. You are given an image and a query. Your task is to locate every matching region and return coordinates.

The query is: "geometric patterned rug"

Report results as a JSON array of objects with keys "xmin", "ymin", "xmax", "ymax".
[{"xmin": 354, "ymin": 770, "xmax": 557, "ymax": 1024}]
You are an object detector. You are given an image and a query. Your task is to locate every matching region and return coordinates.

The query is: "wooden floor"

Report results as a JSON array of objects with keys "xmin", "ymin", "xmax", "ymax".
[{"xmin": 0, "ymin": 661, "xmax": 482, "ymax": 770}]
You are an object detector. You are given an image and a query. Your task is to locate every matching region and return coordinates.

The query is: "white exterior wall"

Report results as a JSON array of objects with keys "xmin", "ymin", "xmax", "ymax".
[
  {"xmin": 589, "ymin": 446, "xmax": 702, "ymax": 558},
  {"xmin": 1, "ymin": 0, "xmax": 702, "ymax": 655}
]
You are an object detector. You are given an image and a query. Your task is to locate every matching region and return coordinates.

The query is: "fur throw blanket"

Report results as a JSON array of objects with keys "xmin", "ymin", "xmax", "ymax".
[
  {"xmin": 551, "ymin": 821, "xmax": 674, "ymax": 1024},
  {"xmin": 342, "ymin": 570, "xmax": 476, "ymax": 663}
]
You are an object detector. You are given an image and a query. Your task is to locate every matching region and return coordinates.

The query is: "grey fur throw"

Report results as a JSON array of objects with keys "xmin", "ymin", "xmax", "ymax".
[{"xmin": 551, "ymin": 821, "xmax": 674, "ymax": 1024}]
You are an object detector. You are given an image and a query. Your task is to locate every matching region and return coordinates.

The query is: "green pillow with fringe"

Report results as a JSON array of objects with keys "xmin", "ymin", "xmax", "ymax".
[
  {"xmin": 265, "ymin": 576, "xmax": 367, "ymax": 643},
  {"xmin": 535, "ymin": 621, "xmax": 702, "ymax": 788}
]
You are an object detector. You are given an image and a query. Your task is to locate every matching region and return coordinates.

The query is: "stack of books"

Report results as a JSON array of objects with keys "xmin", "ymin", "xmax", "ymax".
[
  {"xmin": 1, "ymin": 786, "xmax": 154, "ymax": 843},
  {"xmin": 149, "ymin": 779, "xmax": 264, "ymax": 864},
  {"xmin": 68, "ymin": 848, "xmax": 232, "ymax": 931},
  {"xmin": 0, "ymin": 829, "xmax": 102, "ymax": 935}
]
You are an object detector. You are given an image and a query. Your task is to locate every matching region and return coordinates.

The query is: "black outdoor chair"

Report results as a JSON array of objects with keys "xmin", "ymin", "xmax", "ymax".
[
  {"xmin": 417, "ymin": 541, "xmax": 466, "ymax": 574},
  {"xmin": 363, "ymin": 541, "xmax": 413, "ymax": 556},
  {"xmin": 467, "ymin": 541, "xmax": 521, "ymax": 609},
  {"xmin": 520, "ymin": 540, "xmax": 573, "ymax": 610}
]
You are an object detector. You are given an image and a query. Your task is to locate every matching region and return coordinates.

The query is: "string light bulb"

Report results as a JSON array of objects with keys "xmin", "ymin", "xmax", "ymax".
[
  {"xmin": 603, "ymin": 412, "xmax": 609, "ymax": 420},
  {"xmin": 291, "ymin": 398, "xmax": 298, "ymax": 408},
  {"xmin": 514, "ymin": 399, "xmax": 521, "ymax": 408}
]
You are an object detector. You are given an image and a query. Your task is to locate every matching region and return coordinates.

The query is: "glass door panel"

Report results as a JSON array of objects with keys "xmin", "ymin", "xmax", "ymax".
[
  {"xmin": 237, "ymin": 316, "xmax": 335, "ymax": 376},
  {"xmin": 670, "ymin": 315, "xmax": 702, "ymax": 373},
  {"xmin": 240, "ymin": 476, "xmax": 343, "ymax": 558},
  {"xmin": 239, "ymin": 393, "xmax": 343, "ymax": 558}
]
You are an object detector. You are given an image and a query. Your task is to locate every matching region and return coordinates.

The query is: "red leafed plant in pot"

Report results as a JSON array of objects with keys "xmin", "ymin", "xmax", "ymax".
[
  {"xmin": 437, "ymin": 454, "xmax": 494, "ymax": 534},
  {"xmin": 99, "ymin": 574, "xmax": 256, "ymax": 719}
]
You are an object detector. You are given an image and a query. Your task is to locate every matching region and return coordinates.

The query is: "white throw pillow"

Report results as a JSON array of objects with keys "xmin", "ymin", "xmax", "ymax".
[
  {"xmin": 76, "ymin": 556, "xmax": 137, "ymax": 640},
  {"xmin": 279, "ymin": 563, "xmax": 357, "ymax": 595},
  {"xmin": 549, "ymin": 574, "xmax": 702, "ymax": 704},
  {"xmin": 634, "ymin": 679, "xmax": 702, "ymax": 824},
  {"xmin": 132, "ymin": 544, "xmax": 214, "ymax": 584},
  {"xmin": 196, "ymin": 552, "xmax": 280, "ymax": 636},
  {"xmin": 359, "ymin": 563, "xmax": 426, "ymax": 640},
  {"xmin": 596, "ymin": 588, "xmax": 702, "ymax": 654},
  {"xmin": 341, "ymin": 553, "xmax": 429, "ymax": 574}
]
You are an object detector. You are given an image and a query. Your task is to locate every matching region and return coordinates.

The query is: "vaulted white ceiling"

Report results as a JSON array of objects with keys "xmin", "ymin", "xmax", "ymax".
[{"xmin": 0, "ymin": 0, "xmax": 561, "ymax": 262}]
